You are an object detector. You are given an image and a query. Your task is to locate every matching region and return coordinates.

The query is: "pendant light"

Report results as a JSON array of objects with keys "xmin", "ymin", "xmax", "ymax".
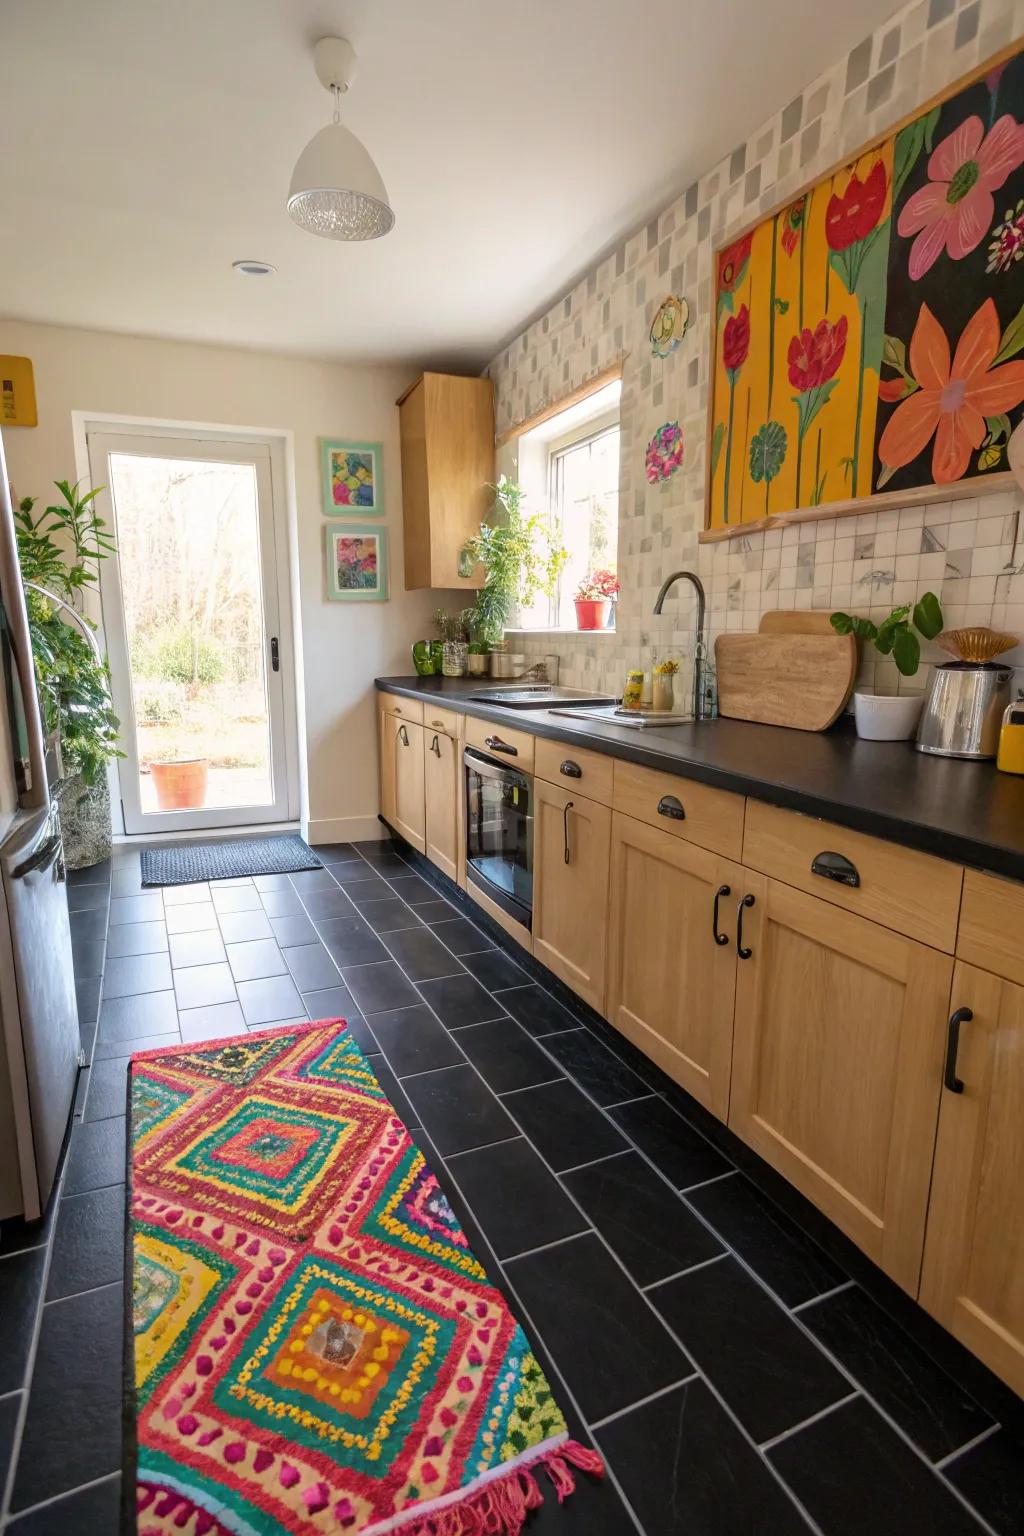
[{"xmin": 287, "ymin": 37, "xmax": 394, "ymax": 242}]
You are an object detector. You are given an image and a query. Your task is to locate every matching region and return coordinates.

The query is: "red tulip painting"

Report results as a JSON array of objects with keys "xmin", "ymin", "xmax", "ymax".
[{"xmin": 707, "ymin": 42, "xmax": 1024, "ymax": 531}]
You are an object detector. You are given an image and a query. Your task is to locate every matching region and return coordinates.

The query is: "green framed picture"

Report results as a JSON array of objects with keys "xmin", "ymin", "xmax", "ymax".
[
  {"xmin": 324, "ymin": 523, "xmax": 389, "ymax": 601},
  {"xmin": 320, "ymin": 438, "xmax": 384, "ymax": 516}
]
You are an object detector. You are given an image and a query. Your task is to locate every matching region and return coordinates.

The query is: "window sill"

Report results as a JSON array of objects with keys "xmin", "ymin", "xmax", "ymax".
[{"xmin": 504, "ymin": 627, "xmax": 619, "ymax": 638}]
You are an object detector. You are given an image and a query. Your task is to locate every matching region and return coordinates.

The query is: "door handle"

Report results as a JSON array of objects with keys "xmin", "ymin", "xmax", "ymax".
[
  {"xmin": 657, "ymin": 794, "xmax": 685, "ymax": 821},
  {"xmin": 563, "ymin": 800, "xmax": 574, "ymax": 865},
  {"xmin": 398, "ymin": 725, "xmax": 409, "ymax": 747},
  {"xmin": 712, "ymin": 884, "xmax": 731, "ymax": 946},
  {"xmin": 430, "ymin": 733, "xmax": 441, "ymax": 757},
  {"xmin": 944, "ymin": 1007, "xmax": 972, "ymax": 1094},
  {"xmin": 484, "ymin": 735, "xmax": 517, "ymax": 756},
  {"xmin": 12, "ymin": 832, "xmax": 62, "ymax": 880},
  {"xmin": 270, "ymin": 636, "xmax": 280, "ymax": 673},
  {"xmin": 736, "ymin": 893, "xmax": 755, "ymax": 959}
]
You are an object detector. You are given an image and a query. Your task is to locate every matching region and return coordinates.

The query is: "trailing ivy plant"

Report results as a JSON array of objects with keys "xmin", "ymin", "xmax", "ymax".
[
  {"xmin": 460, "ymin": 477, "xmax": 567, "ymax": 645},
  {"xmin": 830, "ymin": 591, "xmax": 943, "ymax": 677},
  {"xmin": 15, "ymin": 481, "xmax": 123, "ymax": 785}
]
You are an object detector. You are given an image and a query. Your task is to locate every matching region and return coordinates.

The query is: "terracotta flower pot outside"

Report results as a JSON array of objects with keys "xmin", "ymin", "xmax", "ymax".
[
  {"xmin": 575, "ymin": 598, "xmax": 611, "ymax": 631},
  {"xmin": 149, "ymin": 758, "xmax": 209, "ymax": 810}
]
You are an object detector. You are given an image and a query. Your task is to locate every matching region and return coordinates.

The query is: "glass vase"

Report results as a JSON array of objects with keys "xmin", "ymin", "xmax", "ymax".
[{"xmin": 442, "ymin": 641, "xmax": 469, "ymax": 678}]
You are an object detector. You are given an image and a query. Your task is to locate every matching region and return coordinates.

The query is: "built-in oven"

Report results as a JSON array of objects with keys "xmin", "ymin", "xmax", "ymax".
[{"xmin": 463, "ymin": 745, "xmax": 533, "ymax": 929}]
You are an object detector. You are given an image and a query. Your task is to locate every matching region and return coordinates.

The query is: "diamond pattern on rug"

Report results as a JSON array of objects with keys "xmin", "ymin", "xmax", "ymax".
[{"xmin": 128, "ymin": 1019, "xmax": 603, "ymax": 1535}]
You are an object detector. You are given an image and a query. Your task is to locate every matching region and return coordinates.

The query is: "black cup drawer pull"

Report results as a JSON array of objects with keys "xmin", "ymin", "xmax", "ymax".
[
  {"xmin": 657, "ymin": 795, "xmax": 686, "ymax": 821},
  {"xmin": 811, "ymin": 850, "xmax": 860, "ymax": 888},
  {"xmin": 398, "ymin": 724, "xmax": 409, "ymax": 747},
  {"xmin": 484, "ymin": 735, "xmax": 518, "ymax": 756},
  {"xmin": 736, "ymin": 893, "xmax": 755, "ymax": 959},
  {"xmin": 712, "ymin": 884, "xmax": 731, "ymax": 946},
  {"xmin": 560, "ymin": 760, "xmax": 583, "ymax": 779},
  {"xmin": 944, "ymin": 1007, "xmax": 972, "ymax": 1094}
]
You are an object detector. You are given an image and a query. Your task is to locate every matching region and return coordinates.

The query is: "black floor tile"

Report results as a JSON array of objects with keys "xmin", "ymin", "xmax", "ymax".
[
  {"xmin": 173, "ymin": 960, "xmax": 237, "ymax": 1009},
  {"xmin": 67, "ymin": 858, "xmax": 111, "ymax": 887},
  {"xmin": 96, "ymin": 1030, "xmax": 179, "ymax": 1059},
  {"xmin": 597, "ymin": 1377, "xmax": 812, "ymax": 1535},
  {"xmin": 310, "ymin": 841, "xmax": 358, "ymax": 863},
  {"xmin": 46, "ymin": 1184, "xmax": 125, "ymax": 1300},
  {"xmin": 75, "ymin": 975, "xmax": 101, "ymax": 1027},
  {"xmin": 7, "ymin": 1475, "xmax": 122, "ymax": 1535},
  {"xmin": 282, "ymin": 942, "xmax": 340, "ymax": 992},
  {"xmin": 505, "ymin": 1232, "xmax": 690, "ymax": 1422},
  {"xmin": 254, "ymin": 871, "xmax": 298, "ymax": 893},
  {"xmin": 288, "ymin": 867, "xmax": 339, "ymax": 893},
  {"xmin": 946, "ymin": 1428, "xmax": 1024, "ymax": 1536},
  {"xmin": 168, "ymin": 928, "xmax": 227, "ymax": 968},
  {"xmin": 269, "ymin": 913, "xmax": 319, "ymax": 948},
  {"xmin": 607, "ymin": 1096, "xmax": 734, "ymax": 1191},
  {"xmin": 71, "ymin": 938, "xmax": 105, "ymax": 979},
  {"xmin": 801, "ymin": 1285, "xmax": 993, "ymax": 1462},
  {"xmin": 0, "ymin": 1246, "xmax": 45, "ymax": 1393},
  {"xmin": 686, "ymin": 1173, "xmax": 846, "ymax": 1308},
  {"xmin": 517, "ymin": 1453, "xmax": 631, "ymax": 1533},
  {"xmin": 341, "ymin": 961, "xmax": 420, "ymax": 1015},
  {"xmin": 63, "ymin": 1115, "xmax": 126, "ymax": 1197},
  {"xmin": 11, "ymin": 1283, "xmax": 123, "ymax": 1510},
  {"xmin": 359, "ymin": 896, "xmax": 423, "ymax": 933},
  {"xmin": 317, "ymin": 916, "xmax": 389, "ymax": 968},
  {"xmin": 66, "ymin": 881, "xmax": 108, "ymax": 912},
  {"xmin": 355, "ymin": 846, "xmax": 410, "ymax": 873},
  {"xmin": 456, "ymin": 1018, "xmax": 564, "ymax": 1094},
  {"xmin": 69, "ymin": 907, "xmax": 108, "ymax": 950},
  {"xmin": 429, "ymin": 916, "xmax": 494, "ymax": 954},
  {"xmin": 105, "ymin": 919, "xmax": 167, "ymax": 957},
  {"xmin": 369, "ymin": 1056, "xmax": 421, "ymax": 1129},
  {"xmin": 302, "ymin": 983, "xmax": 364, "ymax": 1024},
  {"xmin": 210, "ymin": 884, "xmax": 261, "ymax": 912},
  {"xmin": 217, "ymin": 908, "xmax": 274, "ymax": 943},
  {"xmin": 402, "ymin": 1064, "xmax": 516, "ymax": 1156},
  {"xmin": 0, "ymin": 1389, "xmax": 20, "ymax": 1502},
  {"xmin": 79, "ymin": 1019, "xmax": 97, "ymax": 1064},
  {"xmin": 652, "ymin": 1255, "xmax": 849, "ymax": 1444},
  {"xmin": 494, "ymin": 984, "xmax": 581, "ymax": 1038},
  {"xmin": 769, "ymin": 1396, "xmax": 981, "ymax": 1536},
  {"xmin": 300, "ymin": 887, "xmax": 359, "ymax": 920},
  {"xmin": 164, "ymin": 900, "xmax": 218, "ymax": 934},
  {"xmin": 108, "ymin": 892, "xmax": 164, "ymax": 925},
  {"xmin": 447, "ymin": 1138, "xmax": 588, "ymax": 1259},
  {"xmin": 102, "ymin": 951, "xmax": 173, "ymax": 998},
  {"xmin": 97, "ymin": 989, "xmax": 178, "ymax": 1042},
  {"xmin": 224, "ymin": 939, "xmax": 287, "ymax": 983},
  {"xmin": 460, "ymin": 947, "xmax": 530, "ymax": 992},
  {"xmin": 386, "ymin": 873, "xmax": 438, "ymax": 904},
  {"xmin": 161, "ymin": 880, "xmax": 211, "ymax": 906},
  {"xmin": 539, "ymin": 1029, "xmax": 650, "ymax": 1107},
  {"xmin": 236, "ymin": 974, "xmax": 304, "ymax": 1026},
  {"xmin": 333, "ymin": 872, "xmax": 390, "ymax": 899},
  {"xmin": 564, "ymin": 1152, "xmax": 724, "ymax": 1287},
  {"xmin": 503, "ymin": 1079, "xmax": 628, "ymax": 1173},
  {"xmin": 412, "ymin": 898, "xmax": 460, "ymax": 925},
  {"xmin": 84, "ymin": 1056, "xmax": 132, "ymax": 1121},
  {"xmin": 179, "ymin": 1002, "xmax": 246, "ymax": 1041},
  {"xmin": 417, "ymin": 973, "xmax": 507, "ymax": 1028},
  {"xmin": 368, "ymin": 1004, "xmax": 466, "ymax": 1077},
  {"xmin": 380, "ymin": 926, "xmax": 466, "ymax": 981},
  {"xmin": 258, "ymin": 888, "xmax": 305, "ymax": 918}
]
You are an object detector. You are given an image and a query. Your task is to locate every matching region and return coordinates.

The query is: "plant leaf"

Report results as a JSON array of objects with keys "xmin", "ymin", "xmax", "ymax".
[
  {"xmin": 874, "ymin": 462, "xmax": 898, "ymax": 491},
  {"xmin": 748, "ymin": 420, "xmax": 788, "ymax": 485},
  {"xmin": 993, "ymin": 301, "xmax": 1024, "ymax": 365},
  {"xmin": 710, "ymin": 420, "xmax": 725, "ymax": 479},
  {"xmin": 882, "ymin": 334, "xmax": 907, "ymax": 373},
  {"xmin": 912, "ymin": 590, "xmax": 943, "ymax": 640},
  {"xmin": 892, "ymin": 626, "xmax": 921, "ymax": 676},
  {"xmin": 773, "ymin": 298, "xmax": 790, "ymax": 315},
  {"xmin": 830, "ymin": 612, "xmax": 854, "ymax": 634}
]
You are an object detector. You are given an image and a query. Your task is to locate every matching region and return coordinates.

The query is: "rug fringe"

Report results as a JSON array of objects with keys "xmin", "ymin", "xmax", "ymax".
[{"xmin": 398, "ymin": 1440, "xmax": 604, "ymax": 1536}]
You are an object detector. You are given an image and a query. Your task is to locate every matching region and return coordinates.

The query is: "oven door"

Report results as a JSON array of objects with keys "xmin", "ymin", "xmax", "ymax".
[{"xmin": 463, "ymin": 747, "xmax": 533, "ymax": 929}]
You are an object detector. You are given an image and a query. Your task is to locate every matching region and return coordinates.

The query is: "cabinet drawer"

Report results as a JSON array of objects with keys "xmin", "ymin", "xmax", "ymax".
[
  {"xmin": 958, "ymin": 868, "xmax": 1024, "ymax": 985},
  {"xmin": 422, "ymin": 704, "xmax": 461, "ymax": 738},
  {"xmin": 742, "ymin": 799, "xmax": 962, "ymax": 953},
  {"xmin": 612, "ymin": 759, "xmax": 744, "ymax": 859},
  {"xmin": 464, "ymin": 715, "xmax": 535, "ymax": 771},
  {"xmin": 535, "ymin": 738, "xmax": 613, "ymax": 805},
  {"xmin": 380, "ymin": 693, "xmax": 424, "ymax": 725}
]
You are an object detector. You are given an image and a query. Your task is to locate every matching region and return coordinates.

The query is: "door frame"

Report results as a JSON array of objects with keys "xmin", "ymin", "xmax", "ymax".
[{"xmin": 81, "ymin": 419, "xmax": 301, "ymax": 834}]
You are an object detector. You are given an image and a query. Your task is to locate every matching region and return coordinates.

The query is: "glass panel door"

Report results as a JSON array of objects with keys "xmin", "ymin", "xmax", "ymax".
[{"xmin": 87, "ymin": 432, "xmax": 292, "ymax": 833}]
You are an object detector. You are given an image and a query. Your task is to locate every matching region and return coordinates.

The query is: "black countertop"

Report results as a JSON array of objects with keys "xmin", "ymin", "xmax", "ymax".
[{"xmin": 375, "ymin": 676, "xmax": 1024, "ymax": 881}]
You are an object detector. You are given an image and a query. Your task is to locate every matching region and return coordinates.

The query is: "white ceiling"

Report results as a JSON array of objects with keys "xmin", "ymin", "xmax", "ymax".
[{"xmin": 1, "ymin": 0, "xmax": 902, "ymax": 371}]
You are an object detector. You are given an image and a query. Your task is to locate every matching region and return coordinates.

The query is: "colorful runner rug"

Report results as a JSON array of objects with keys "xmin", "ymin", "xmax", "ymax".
[{"xmin": 126, "ymin": 1019, "xmax": 602, "ymax": 1535}]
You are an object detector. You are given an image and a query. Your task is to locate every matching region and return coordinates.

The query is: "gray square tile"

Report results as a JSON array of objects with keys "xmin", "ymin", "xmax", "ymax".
[
  {"xmin": 211, "ymin": 885, "xmax": 261, "ymax": 913},
  {"xmin": 102, "ymin": 953, "xmax": 172, "ymax": 999},
  {"xmin": 109, "ymin": 893, "xmax": 164, "ymax": 926},
  {"xmin": 237, "ymin": 975, "xmax": 304, "ymax": 1026},
  {"xmin": 168, "ymin": 929, "xmax": 226, "ymax": 969},
  {"xmin": 173, "ymin": 962, "xmax": 237, "ymax": 1011},
  {"xmin": 105, "ymin": 922, "xmax": 167, "ymax": 958},
  {"xmin": 226, "ymin": 939, "xmax": 288, "ymax": 982},
  {"xmin": 161, "ymin": 882, "xmax": 211, "ymax": 906},
  {"xmin": 178, "ymin": 1001, "xmax": 247, "ymax": 1042},
  {"xmin": 97, "ymin": 989, "xmax": 178, "ymax": 1043},
  {"xmin": 218, "ymin": 909, "xmax": 274, "ymax": 944},
  {"xmin": 165, "ymin": 902, "xmax": 218, "ymax": 935}
]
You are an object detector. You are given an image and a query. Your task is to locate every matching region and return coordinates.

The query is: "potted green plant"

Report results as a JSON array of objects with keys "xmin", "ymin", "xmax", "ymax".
[
  {"xmin": 15, "ymin": 481, "xmax": 123, "ymax": 866},
  {"xmin": 830, "ymin": 592, "xmax": 943, "ymax": 740},
  {"xmin": 574, "ymin": 569, "xmax": 620, "ymax": 630},
  {"xmin": 460, "ymin": 477, "xmax": 566, "ymax": 662}
]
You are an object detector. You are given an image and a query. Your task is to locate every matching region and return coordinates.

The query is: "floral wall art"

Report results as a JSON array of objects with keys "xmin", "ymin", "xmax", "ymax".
[{"xmin": 707, "ymin": 42, "xmax": 1024, "ymax": 533}]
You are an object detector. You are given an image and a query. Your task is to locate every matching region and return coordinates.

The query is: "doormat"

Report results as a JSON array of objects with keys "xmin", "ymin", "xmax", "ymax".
[
  {"xmin": 125, "ymin": 1019, "xmax": 603, "ymax": 1535},
  {"xmin": 140, "ymin": 835, "xmax": 322, "ymax": 886}
]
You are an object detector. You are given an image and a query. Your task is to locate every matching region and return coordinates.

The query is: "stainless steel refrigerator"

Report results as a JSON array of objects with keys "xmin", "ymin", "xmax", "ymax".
[{"xmin": 0, "ymin": 427, "xmax": 82, "ymax": 1224}]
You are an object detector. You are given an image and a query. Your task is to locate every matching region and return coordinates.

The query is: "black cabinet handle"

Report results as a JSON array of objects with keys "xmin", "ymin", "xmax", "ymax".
[
  {"xmin": 657, "ymin": 794, "xmax": 685, "ymax": 821},
  {"xmin": 484, "ymin": 735, "xmax": 517, "ymax": 756},
  {"xmin": 563, "ymin": 800, "xmax": 574, "ymax": 865},
  {"xmin": 398, "ymin": 724, "xmax": 409, "ymax": 747},
  {"xmin": 430, "ymin": 733, "xmax": 441, "ymax": 757},
  {"xmin": 270, "ymin": 636, "xmax": 280, "ymax": 672},
  {"xmin": 712, "ymin": 884, "xmax": 731, "ymax": 946},
  {"xmin": 736, "ymin": 893, "xmax": 755, "ymax": 959},
  {"xmin": 944, "ymin": 1007, "xmax": 972, "ymax": 1094},
  {"xmin": 811, "ymin": 850, "xmax": 860, "ymax": 888},
  {"xmin": 560, "ymin": 759, "xmax": 583, "ymax": 779}
]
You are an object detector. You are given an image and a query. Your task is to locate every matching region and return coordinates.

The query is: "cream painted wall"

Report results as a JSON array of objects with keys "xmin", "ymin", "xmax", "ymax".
[{"xmin": 0, "ymin": 318, "xmax": 459, "ymax": 842}]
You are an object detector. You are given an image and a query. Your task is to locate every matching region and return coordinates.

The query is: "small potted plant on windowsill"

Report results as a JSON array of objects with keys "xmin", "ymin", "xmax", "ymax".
[
  {"xmin": 574, "ymin": 569, "xmax": 620, "ymax": 631},
  {"xmin": 830, "ymin": 592, "xmax": 943, "ymax": 740}
]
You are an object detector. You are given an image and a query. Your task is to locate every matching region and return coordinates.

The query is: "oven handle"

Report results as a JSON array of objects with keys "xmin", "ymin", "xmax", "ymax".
[{"xmin": 463, "ymin": 746, "xmax": 532, "ymax": 794}]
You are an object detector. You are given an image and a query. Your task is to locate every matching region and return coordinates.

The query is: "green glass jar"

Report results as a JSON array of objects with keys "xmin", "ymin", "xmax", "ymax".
[{"xmin": 412, "ymin": 640, "xmax": 436, "ymax": 677}]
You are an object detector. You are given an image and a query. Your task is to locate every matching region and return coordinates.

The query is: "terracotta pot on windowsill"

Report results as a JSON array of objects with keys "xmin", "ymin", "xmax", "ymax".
[
  {"xmin": 149, "ymin": 758, "xmax": 209, "ymax": 810},
  {"xmin": 574, "ymin": 598, "xmax": 611, "ymax": 631}
]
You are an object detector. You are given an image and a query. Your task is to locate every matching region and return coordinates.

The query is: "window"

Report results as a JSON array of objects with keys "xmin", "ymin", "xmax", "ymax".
[{"xmin": 516, "ymin": 380, "xmax": 620, "ymax": 630}]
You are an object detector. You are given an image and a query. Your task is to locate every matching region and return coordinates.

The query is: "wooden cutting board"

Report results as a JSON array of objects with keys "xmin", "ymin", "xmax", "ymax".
[
  {"xmin": 758, "ymin": 610, "xmax": 837, "ymax": 636},
  {"xmin": 715, "ymin": 627, "xmax": 856, "ymax": 731}
]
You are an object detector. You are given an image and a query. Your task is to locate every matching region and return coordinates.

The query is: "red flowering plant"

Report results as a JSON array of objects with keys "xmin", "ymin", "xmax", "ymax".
[
  {"xmin": 717, "ymin": 304, "xmax": 751, "ymax": 522},
  {"xmin": 717, "ymin": 233, "xmax": 752, "ymax": 314},
  {"xmin": 825, "ymin": 159, "xmax": 889, "ymax": 293},
  {"xmin": 574, "ymin": 569, "xmax": 620, "ymax": 601},
  {"xmin": 788, "ymin": 315, "xmax": 848, "ymax": 442}
]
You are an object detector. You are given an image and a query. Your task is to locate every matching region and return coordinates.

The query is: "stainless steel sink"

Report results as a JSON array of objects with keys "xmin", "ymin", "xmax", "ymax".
[
  {"xmin": 465, "ymin": 686, "xmax": 616, "ymax": 710},
  {"xmin": 551, "ymin": 705, "xmax": 693, "ymax": 728}
]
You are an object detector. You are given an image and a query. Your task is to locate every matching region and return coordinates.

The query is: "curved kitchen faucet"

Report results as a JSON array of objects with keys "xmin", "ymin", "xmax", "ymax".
[{"xmin": 652, "ymin": 569, "xmax": 708, "ymax": 720}]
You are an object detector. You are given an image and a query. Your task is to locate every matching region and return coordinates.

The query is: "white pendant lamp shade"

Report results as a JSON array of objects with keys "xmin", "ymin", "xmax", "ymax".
[{"xmin": 287, "ymin": 37, "xmax": 394, "ymax": 242}]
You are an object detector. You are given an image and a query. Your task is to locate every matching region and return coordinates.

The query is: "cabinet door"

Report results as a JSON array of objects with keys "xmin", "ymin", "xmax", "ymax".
[
  {"xmin": 533, "ymin": 781, "xmax": 611, "ymax": 1013},
  {"xmin": 606, "ymin": 812, "xmax": 740, "ymax": 1119},
  {"xmin": 380, "ymin": 714, "xmax": 425, "ymax": 852},
  {"xmin": 378, "ymin": 708, "xmax": 397, "ymax": 830},
  {"xmin": 424, "ymin": 728, "xmax": 459, "ymax": 881},
  {"xmin": 730, "ymin": 877, "xmax": 952, "ymax": 1293},
  {"xmin": 921, "ymin": 963, "xmax": 1024, "ymax": 1396}
]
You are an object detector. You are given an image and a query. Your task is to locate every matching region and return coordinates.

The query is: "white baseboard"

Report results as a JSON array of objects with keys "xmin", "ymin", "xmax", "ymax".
[{"xmin": 306, "ymin": 815, "xmax": 386, "ymax": 845}]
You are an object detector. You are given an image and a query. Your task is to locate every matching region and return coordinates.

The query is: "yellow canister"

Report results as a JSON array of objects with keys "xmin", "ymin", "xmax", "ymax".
[
  {"xmin": 996, "ymin": 699, "xmax": 1024, "ymax": 774},
  {"xmin": 622, "ymin": 669, "xmax": 644, "ymax": 711}
]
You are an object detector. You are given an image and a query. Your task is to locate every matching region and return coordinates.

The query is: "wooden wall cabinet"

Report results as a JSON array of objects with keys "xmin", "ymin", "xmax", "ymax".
[
  {"xmin": 397, "ymin": 373, "xmax": 494, "ymax": 591},
  {"xmin": 533, "ymin": 781, "xmax": 611, "ymax": 1013}
]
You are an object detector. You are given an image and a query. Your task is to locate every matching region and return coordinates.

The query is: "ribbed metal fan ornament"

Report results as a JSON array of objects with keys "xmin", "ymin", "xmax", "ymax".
[{"xmin": 936, "ymin": 627, "xmax": 1019, "ymax": 663}]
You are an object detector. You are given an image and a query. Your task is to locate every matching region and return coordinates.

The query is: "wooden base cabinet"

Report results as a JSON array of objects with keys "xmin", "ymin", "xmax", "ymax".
[
  {"xmin": 379, "ymin": 712, "xmax": 426, "ymax": 853},
  {"xmin": 606, "ymin": 813, "xmax": 742, "ymax": 1119},
  {"xmin": 921, "ymin": 963, "xmax": 1024, "ymax": 1396},
  {"xmin": 533, "ymin": 781, "xmax": 611, "ymax": 1013},
  {"xmin": 424, "ymin": 726, "xmax": 459, "ymax": 881},
  {"xmin": 729, "ymin": 877, "xmax": 952, "ymax": 1293}
]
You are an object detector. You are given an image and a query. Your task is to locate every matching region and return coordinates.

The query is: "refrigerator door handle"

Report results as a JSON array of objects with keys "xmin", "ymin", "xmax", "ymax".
[
  {"xmin": 12, "ymin": 832, "xmax": 62, "ymax": 881},
  {"xmin": 0, "ymin": 437, "xmax": 49, "ymax": 808}
]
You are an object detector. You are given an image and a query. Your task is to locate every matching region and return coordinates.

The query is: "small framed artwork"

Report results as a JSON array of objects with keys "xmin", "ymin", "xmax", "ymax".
[
  {"xmin": 325, "ymin": 523, "xmax": 389, "ymax": 601},
  {"xmin": 320, "ymin": 438, "xmax": 383, "ymax": 516}
]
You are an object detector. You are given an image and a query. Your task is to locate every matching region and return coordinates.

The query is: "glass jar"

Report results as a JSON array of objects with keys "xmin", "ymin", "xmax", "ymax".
[{"xmin": 442, "ymin": 640, "xmax": 469, "ymax": 677}]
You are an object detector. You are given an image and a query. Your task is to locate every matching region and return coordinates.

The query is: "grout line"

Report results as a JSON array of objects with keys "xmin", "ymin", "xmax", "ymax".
[
  {"xmin": 393, "ymin": 1060, "xmax": 468, "ymax": 1083},
  {"xmin": 432, "ymin": 1132, "xmax": 522, "ymax": 1160},
  {"xmin": 43, "ymin": 1276, "xmax": 124, "ymax": 1308},
  {"xmin": 642, "ymin": 1252, "xmax": 729, "ymax": 1292},
  {"xmin": 758, "ymin": 1391, "xmax": 860, "ymax": 1452},
  {"xmin": 600, "ymin": 1092, "xmax": 657, "ymax": 1110},
  {"xmin": 791, "ymin": 1279, "xmax": 856, "ymax": 1314},
  {"xmin": 555, "ymin": 1149, "xmax": 632, "ymax": 1176},
  {"xmin": 494, "ymin": 1076, "xmax": 566, "ymax": 1097},
  {"xmin": 676, "ymin": 1168, "xmax": 739, "ymax": 1194},
  {"xmin": 493, "ymin": 1230, "xmax": 591, "ymax": 1265},
  {"xmin": 3, "ymin": 1469, "xmax": 121, "ymax": 1523},
  {"xmin": 0, "ymin": 1244, "xmax": 47, "ymax": 1262},
  {"xmin": 0, "ymin": 1390, "xmax": 22, "ymax": 1405},
  {"xmin": 587, "ymin": 1373, "xmax": 700, "ymax": 1432},
  {"xmin": 933, "ymin": 1422, "xmax": 1003, "ymax": 1471}
]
